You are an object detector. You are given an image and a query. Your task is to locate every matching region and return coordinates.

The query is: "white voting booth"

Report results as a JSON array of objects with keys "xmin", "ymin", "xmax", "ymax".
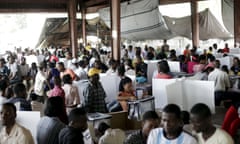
[
  {"xmin": 74, "ymin": 74, "xmax": 136, "ymax": 104},
  {"xmin": 217, "ymin": 56, "xmax": 232, "ymax": 69},
  {"xmin": 16, "ymin": 111, "xmax": 40, "ymax": 144},
  {"xmin": 99, "ymin": 74, "xmax": 121, "ymax": 103},
  {"xmin": 144, "ymin": 60, "xmax": 181, "ymax": 83},
  {"xmin": 152, "ymin": 78, "xmax": 215, "ymax": 113}
]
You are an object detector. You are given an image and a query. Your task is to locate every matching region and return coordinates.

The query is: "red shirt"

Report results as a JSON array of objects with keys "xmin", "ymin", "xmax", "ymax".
[{"xmin": 155, "ymin": 73, "xmax": 172, "ymax": 79}]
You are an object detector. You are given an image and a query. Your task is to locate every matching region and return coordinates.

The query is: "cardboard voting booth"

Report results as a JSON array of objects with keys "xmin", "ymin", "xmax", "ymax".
[
  {"xmin": 145, "ymin": 60, "xmax": 180, "ymax": 83},
  {"xmin": 152, "ymin": 78, "xmax": 215, "ymax": 113},
  {"xmin": 217, "ymin": 56, "xmax": 232, "ymax": 69},
  {"xmin": 100, "ymin": 74, "xmax": 121, "ymax": 103},
  {"xmin": 16, "ymin": 111, "xmax": 41, "ymax": 144}
]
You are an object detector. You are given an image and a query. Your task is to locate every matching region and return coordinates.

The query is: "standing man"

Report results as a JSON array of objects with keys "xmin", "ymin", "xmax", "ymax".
[
  {"xmin": 0, "ymin": 103, "xmax": 34, "ymax": 144},
  {"xmin": 83, "ymin": 68, "xmax": 107, "ymax": 113},
  {"xmin": 190, "ymin": 103, "xmax": 234, "ymax": 144},
  {"xmin": 147, "ymin": 104, "xmax": 197, "ymax": 144}
]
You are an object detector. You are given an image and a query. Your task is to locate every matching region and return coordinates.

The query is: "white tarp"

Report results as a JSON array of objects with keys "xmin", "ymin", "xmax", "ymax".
[
  {"xmin": 164, "ymin": 8, "xmax": 232, "ymax": 40},
  {"xmin": 222, "ymin": 0, "xmax": 233, "ymax": 35},
  {"xmin": 99, "ymin": 0, "xmax": 172, "ymax": 40}
]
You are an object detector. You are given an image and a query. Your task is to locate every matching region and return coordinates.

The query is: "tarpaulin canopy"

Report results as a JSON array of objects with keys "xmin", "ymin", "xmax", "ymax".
[
  {"xmin": 99, "ymin": 0, "xmax": 173, "ymax": 40},
  {"xmin": 222, "ymin": 0, "xmax": 233, "ymax": 35},
  {"xmin": 99, "ymin": 0, "xmax": 232, "ymax": 40},
  {"xmin": 36, "ymin": 17, "xmax": 110, "ymax": 48},
  {"xmin": 164, "ymin": 8, "xmax": 232, "ymax": 40}
]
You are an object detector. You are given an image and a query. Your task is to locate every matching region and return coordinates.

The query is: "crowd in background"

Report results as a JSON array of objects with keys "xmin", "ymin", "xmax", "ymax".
[{"xmin": 0, "ymin": 40, "xmax": 239, "ymax": 143}]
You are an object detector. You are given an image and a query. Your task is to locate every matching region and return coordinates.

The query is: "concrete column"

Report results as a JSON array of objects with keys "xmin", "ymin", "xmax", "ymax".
[
  {"xmin": 82, "ymin": 8, "xmax": 87, "ymax": 47},
  {"xmin": 111, "ymin": 0, "xmax": 121, "ymax": 61},
  {"xmin": 68, "ymin": 0, "xmax": 78, "ymax": 58},
  {"xmin": 234, "ymin": 0, "xmax": 240, "ymax": 44},
  {"xmin": 191, "ymin": 0, "xmax": 199, "ymax": 47}
]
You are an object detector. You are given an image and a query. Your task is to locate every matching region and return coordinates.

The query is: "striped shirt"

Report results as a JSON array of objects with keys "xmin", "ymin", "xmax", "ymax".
[
  {"xmin": 147, "ymin": 128, "xmax": 197, "ymax": 144},
  {"xmin": 37, "ymin": 116, "xmax": 65, "ymax": 144}
]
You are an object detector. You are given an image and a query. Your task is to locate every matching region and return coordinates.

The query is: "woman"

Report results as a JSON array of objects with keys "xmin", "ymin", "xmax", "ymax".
[
  {"xmin": 117, "ymin": 77, "xmax": 136, "ymax": 111},
  {"xmin": 154, "ymin": 60, "xmax": 172, "ymax": 79}
]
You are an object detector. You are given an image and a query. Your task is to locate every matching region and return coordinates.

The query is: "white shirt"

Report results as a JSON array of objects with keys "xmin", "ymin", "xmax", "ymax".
[
  {"xmin": 196, "ymin": 128, "xmax": 234, "ymax": 144},
  {"xmin": 75, "ymin": 67, "xmax": 88, "ymax": 80},
  {"xmin": 34, "ymin": 71, "xmax": 47, "ymax": 96},
  {"xmin": 7, "ymin": 62, "xmax": 18, "ymax": 74},
  {"xmin": 37, "ymin": 54, "xmax": 45, "ymax": 65},
  {"xmin": 105, "ymin": 68, "xmax": 117, "ymax": 76},
  {"xmin": 147, "ymin": 128, "xmax": 197, "ymax": 144},
  {"xmin": 62, "ymin": 84, "xmax": 80, "ymax": 113},
  {"xmin": 98, "ymin": 128, "xmax": 126, "ymax": 144},
  {"xmin": 0, "ymin": 123, "xmax": 34, "ymax": 144},
  {"xmin": 208, "ymin": 68, "xmax": 230, "ymax": 91},
  {"xmin": 19, "ymin": 64, "xmax": 30, "ymax": 76}
]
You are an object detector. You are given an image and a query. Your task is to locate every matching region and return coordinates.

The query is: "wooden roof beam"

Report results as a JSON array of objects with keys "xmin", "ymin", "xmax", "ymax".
[
  {"xmin": 84, "ymin": 0, "xmax": 107, "ymax": 7},
  {"xmin": 0, "ymin": 0, "xmax": 67, "ymax": 4}
]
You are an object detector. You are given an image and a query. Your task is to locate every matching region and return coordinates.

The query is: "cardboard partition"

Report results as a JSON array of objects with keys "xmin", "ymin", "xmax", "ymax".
[
  {"xmin": 165, "ymin": 80, "xmax": 184, "ymax": 109},
  {"xmin": 153, "ymin": 79, "xmax": 215, "ymax": 113},
  {"xmin": 152, "ymin": 79, "xmax": 177, "ymax": 109},
  {"xmin": 217, "ymin": 56, "xmax": 232, "ymax": 69},
  {"xmin": 100, "ymin": 74, "xmax": 121, "ymax": 103},
  {"xmin": 168, "ymin": 61, "xmax": 180, "ymax": 72},
  {"xmin": 16, "ymin": 111, "xmax": 40, "ymax": 144},
  {"xmin": 182, "ymin": 80, "xmax": 215, "ymax": 113}
]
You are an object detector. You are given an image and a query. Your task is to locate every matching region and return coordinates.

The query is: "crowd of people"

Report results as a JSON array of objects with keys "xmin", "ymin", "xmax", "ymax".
[{"xmin": 0, "ymin": 40, "xmax": 239, "ymax": 143}]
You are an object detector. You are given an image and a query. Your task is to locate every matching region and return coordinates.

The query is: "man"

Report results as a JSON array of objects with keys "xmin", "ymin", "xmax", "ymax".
[
  {"xmin": 62, "ymin": 74, "xmax": 80, "ymax": 114},
  {"xmin": 83, "ymin": 68, "xmax": 107, "ymax": 113},
  {"xmin": 207, "ymin": 64, "xmax": 231, "ymax": 106},
  {"xmin": 161, "ymin": 39, "xmax": 170, "ymax": 53},
  {"xmin": 97, "ymin": 122, "xmax": 126, "ymax": 144},
  {"xmin": 6, "ymin": 55, "xmax": 21, "ymax": 84},
  {"xmin": 147, "ymin": 104, "xmax": 197, "ymax": 144},
  {"xmin": 57, "ymin": 62, "xmax": 79, "ymax": 81},
  {"xmin": 59, "ymin": 107, "xmax": 87, "ymax": 144},
  {"xmin": 0, "ymin": 103, "xmax": 34, "ymax": 144},
  {"xmin": 34, "ymin": 62, "xmax": 50, "ymax": 102},
  {"xmin": 19, "ymin": 57, "xmax": 30, "ymax": 90},
  {"xmin": 8, "ymin": 83, "xmax": 32, "ymax": 111},
  {"xmin": 125, "ymin": 111, "xmax": 159, "ymax": 144},
  {"xmin": 190, "ymin": 103, "xmax": 234, "ymax": 144}
]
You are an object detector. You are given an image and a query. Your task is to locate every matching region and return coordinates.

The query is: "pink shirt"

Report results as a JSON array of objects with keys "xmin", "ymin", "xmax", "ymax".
[{"xmin": 48, "ymin": 86, "xmax": 65, "ymax": 99}]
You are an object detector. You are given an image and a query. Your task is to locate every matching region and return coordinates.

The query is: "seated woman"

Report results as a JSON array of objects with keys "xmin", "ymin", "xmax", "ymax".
[
  {"xmin": 117, "ymin": 77, "xmax": 136, "ymax": 111},
  {"xmin": 230, "ymin": 57, "xmax": 240, "ymax": 75},
  {"xmin": 154, "ymin": 60, "xmax": 172, "ymax": 79}
]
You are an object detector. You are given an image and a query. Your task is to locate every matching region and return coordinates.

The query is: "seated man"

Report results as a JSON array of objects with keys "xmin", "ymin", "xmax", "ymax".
[
  {"xmin": 0, "ymin": 103, "xmax": 34, "ymax": 144},
  {"xmin": 97, "ymin": 122, "xmax": 126, "ymax": 144},
  {"xmin": 147, "ymin": 104, "xmax": 197, "ymax": 144},
  {"xmin": 125, "ymin": 111, "xmax": 159, "ymax": 144},
  {"xmin": 59, "ymin": 107, "xmax": 87, "ymax": 144},
  {"xmin": 8, "ymin": 83, "xmax": 32, "ymax": 111},
  {"xmin": 190, "ymin": 103, "xmax": 234, "ymax": 144}
]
